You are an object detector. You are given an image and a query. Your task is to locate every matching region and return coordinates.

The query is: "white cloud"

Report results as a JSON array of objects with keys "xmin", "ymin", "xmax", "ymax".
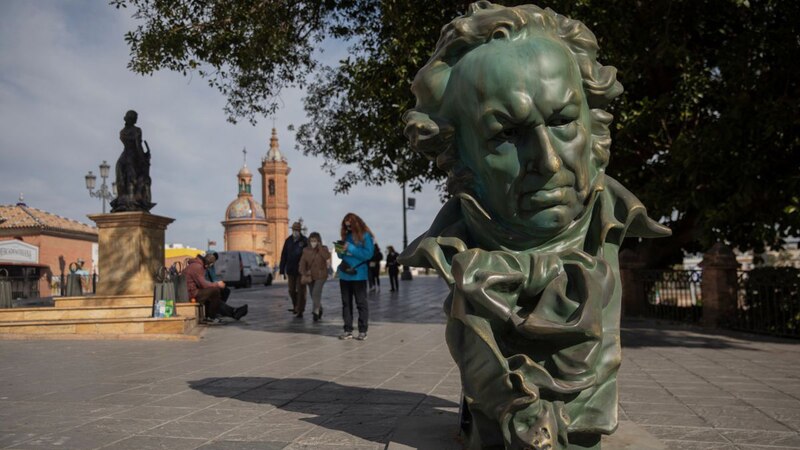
[{"xmin": 0, "ymin": 1, "xmax": 442, "ymax": 252}]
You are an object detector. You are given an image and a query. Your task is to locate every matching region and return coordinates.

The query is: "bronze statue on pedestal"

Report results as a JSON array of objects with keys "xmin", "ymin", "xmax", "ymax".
[{"xmin": 110, "ymin": 110, "xmax": 155, "ymax": 213}]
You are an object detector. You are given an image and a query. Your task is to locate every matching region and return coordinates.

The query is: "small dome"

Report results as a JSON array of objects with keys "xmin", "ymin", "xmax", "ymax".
[
  {"xmin": 225, "ymin": 197, "xmax": 266, "ymax": 221},
  {"xmin": 238, "ymin": 165, "xmax": 252, "ymax": 177}
]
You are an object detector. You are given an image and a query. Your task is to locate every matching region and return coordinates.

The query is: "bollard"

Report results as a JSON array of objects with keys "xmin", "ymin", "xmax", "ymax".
[
  {"xmin": 65, "ymin": 262, "xmax": 83, "ymax": 297},
  {"xmin": 0, "ymin": 269, "xmax": 12, "ymax": 308}
]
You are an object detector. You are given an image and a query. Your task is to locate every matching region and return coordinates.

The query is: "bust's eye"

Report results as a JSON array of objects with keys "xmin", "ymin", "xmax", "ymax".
[
  {"xmin": 548, "ymin": 116, "xmax": 576, "ymax": 127},
  {"xmin": 492, "ymin": 127, "xmax": 518, "ymax": 142}
]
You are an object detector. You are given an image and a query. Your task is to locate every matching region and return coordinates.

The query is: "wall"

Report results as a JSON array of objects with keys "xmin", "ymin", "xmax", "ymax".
[{"xmin": 0, "ymin": 234, "xmax": 95, "ymax": 296}]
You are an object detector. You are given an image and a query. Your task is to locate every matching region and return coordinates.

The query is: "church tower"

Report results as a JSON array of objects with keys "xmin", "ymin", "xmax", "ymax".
[
  {"xmin": 222, "ymin": 152, "xmax": 270, "ymax": 258},
  {"xmin": 259, "ymin": 128, "xmax": 290, "ymax": 267}
]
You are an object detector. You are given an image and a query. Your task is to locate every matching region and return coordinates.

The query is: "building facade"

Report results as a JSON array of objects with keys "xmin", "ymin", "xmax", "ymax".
[{"xmin": 0, "ymin": 199, "xmax": 98, "ymax": 297}]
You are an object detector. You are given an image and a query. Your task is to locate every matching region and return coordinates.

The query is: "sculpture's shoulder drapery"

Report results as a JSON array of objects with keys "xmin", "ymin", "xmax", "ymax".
[
  {"xmin": 400, "ymin": 176, "xmax": 669, "ymax": 277},
  {"xmin": 399, "ymin": 176, "xmax": 668, "ymax": 448}
]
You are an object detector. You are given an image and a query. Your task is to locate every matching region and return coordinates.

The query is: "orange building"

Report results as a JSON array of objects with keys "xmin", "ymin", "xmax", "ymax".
[
  {"xmin": 222, "ymin": 128, "xmax": 290, "ymax": 266},
  {"xmin": 222, "ymin": 162, "xmax": 270, "ymax": 260},
  {"xmin": 0, "ymin": 199, "xmax": 97, "ymax": 297},
  {"xmin": 259, "ymin": 128, "xmax": 290, "ymax": 266}
]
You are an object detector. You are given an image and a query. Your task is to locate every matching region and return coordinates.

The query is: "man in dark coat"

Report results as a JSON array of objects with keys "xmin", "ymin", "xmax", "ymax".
[{"xmin": 280, "ymin": 222, "xmax": 308, "ymax": 318}]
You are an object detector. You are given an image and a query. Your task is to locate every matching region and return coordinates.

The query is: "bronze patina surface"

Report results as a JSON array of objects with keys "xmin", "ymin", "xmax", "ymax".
[
  {"xmin": 399, "ymin": 3, "xmax": 670, "ymax": 449},
  {"xmin": 110, "ymin": 110, "xmax": 155, "ymax": 213}
]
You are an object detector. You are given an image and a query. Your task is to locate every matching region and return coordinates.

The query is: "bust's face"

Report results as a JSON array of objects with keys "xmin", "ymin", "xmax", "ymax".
[{"xmin": 441, "ymin": 36, "xmax": 597, "ymax": 238}]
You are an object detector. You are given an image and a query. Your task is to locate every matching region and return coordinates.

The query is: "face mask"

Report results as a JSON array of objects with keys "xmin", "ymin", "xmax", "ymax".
[
  {"xmin": 292, "ymin": 231, "xmax": 300, "ymax": 239},
  {"xmin": 310, "ymin": 241, "xmax": 319, "ymax": 248}
]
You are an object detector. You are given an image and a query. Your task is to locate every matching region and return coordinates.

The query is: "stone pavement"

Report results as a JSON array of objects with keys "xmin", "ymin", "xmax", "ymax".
[{"xmin": 0, "ymin": 276, "xmax": 799, "ymax": 449}]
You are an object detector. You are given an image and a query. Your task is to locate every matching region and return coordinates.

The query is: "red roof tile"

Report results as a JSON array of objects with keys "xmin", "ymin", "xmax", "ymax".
[{"xmin": 0, "ymin": 204, "xmax": 96, "ymax": 236}]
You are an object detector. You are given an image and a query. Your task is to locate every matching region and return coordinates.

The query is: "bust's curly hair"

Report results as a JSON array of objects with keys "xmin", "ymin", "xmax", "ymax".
[{"xmin": 403, "ymin": 1, "xmax": 623, "ymax": 195}]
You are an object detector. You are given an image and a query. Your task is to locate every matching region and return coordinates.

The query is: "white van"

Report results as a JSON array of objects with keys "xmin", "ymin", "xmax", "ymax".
[{"xmin": 214, "ymin": 251, "xmax": 273, "ymax": 288}]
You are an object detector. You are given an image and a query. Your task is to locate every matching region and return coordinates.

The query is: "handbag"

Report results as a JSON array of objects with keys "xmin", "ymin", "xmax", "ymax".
[
  {"xmin": 300, "ymin": 274, "xmax": 313, "ymax": 285},
  {"xmin": 152, "ymin": 267, "xmax": 176, "ymax": 318},
  {"xmin": 338, "ymin": 259, "xmax": 367, "ymax": 276}
]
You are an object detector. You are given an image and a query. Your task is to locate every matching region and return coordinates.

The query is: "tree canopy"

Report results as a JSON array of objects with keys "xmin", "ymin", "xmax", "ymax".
[{"xmin": 113, "ymin": 0, "xmax": 800, "ymax": 264}]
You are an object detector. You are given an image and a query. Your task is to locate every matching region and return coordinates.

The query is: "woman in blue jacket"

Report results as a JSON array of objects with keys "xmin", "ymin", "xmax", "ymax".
[{"xmin": 335, "ymin": 212, "xmax": 375, "ymax": 340}]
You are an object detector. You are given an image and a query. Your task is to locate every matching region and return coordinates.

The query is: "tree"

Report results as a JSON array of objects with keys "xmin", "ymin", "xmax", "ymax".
[{"xmin": 113, "ymin": 0, "xmax": 800, "ymax": 266}]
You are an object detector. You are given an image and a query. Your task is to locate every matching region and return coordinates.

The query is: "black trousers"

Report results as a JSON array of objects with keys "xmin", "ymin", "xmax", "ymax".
[
  {"xmin": 340, "ymin": 279, "xmax": 368, "ymax": 333},
  {"xmin": 196, "ymin": 287, "xmax": 235, "ymax": 319},
  {"xmin": 388, "ymin": 268, "xmax": 399, "ymax": 291},
  {"xmin": 368, "ymin": 266, "xmax": 380, "ymax": 288}
]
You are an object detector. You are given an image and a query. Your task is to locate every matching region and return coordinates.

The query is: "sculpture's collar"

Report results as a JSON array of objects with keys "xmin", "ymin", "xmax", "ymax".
[
  {"xmin": 458, "ymin": 188, "xmax": 599, "ymax": 253},
  {"xmin": 400, "ymin": 175, "xmax": 670, "ymax": 269}
]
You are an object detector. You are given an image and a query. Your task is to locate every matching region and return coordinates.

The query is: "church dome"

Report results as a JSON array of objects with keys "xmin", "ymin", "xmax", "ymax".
[
  {"xmin": 225, "ymin": 196, "xmax": 266, "ymax": 221},
  {"xmin": 238, "ymin": 165, "xmax": 252, "ymax": 177}
]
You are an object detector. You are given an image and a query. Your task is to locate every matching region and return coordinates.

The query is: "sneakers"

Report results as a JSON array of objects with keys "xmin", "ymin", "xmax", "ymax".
[
  {"xmin": 233, "ymin": 304, "xmax": 248, "ymax": 321},
  {"xmin": 356, "ymin": 332, "xmax": 368, "ymax": 341},
  {"xmin": 338, "ymin": 332, "xmax": 353, "ymax": 340}
]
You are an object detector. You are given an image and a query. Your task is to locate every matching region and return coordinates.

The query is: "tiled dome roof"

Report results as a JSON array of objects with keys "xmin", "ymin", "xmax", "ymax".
[{"xmin": 225, "ymin": 197, "xmax": 266, "ymax": 221}]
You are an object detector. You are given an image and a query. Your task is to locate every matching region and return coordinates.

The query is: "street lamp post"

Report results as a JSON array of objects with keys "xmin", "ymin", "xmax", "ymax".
[
  {"xmin": 85, "ymin": 160, "xmax": 117, "ymax": 214},
  {"xmin": 401, "ymin": 183, "xmax": 415, "ymax": 280}
]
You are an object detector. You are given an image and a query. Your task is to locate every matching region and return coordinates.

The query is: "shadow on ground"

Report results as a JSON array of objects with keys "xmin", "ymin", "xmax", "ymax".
[
  {"xmin": 189, "ymin": 377, "xmax": 458, "ymax": 447},
  {"xmin": 621, "ymin": 319, "xmax": 800, "ymax": 349}
]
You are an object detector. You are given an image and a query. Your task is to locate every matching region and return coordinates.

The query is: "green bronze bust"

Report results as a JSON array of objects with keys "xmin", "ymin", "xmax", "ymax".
[{"xmin": 399, "ymin": 2, "xmax": 670, "ymax": 449}]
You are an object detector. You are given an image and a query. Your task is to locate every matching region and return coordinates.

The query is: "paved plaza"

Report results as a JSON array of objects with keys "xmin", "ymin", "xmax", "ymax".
[{"xmin": 2, "ymin": 276, "xmax": 800, "ymax": 449}]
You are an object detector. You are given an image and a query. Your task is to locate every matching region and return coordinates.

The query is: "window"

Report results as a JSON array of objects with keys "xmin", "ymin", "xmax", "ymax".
[{"xmin": 268, "ymin": 179, "xmax": 275, "ymax": 196}]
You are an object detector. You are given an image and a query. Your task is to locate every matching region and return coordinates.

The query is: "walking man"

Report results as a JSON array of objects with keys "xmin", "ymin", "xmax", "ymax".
[{"xmin": 280, "ymin": 221, "xmax": 308, "ymax": 318}]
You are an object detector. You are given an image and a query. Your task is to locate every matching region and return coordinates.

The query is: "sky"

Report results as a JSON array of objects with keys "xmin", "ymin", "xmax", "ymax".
[{"xmin": 0, "ymin": 1, "xmax": 442, "ymax": 252}]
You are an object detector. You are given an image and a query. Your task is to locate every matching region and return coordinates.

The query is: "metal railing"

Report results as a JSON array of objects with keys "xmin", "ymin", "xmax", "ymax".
[
  {"xmin": 730, "ymin": 269, "xmax": 800, "ymax": 337},
  {"xmin": 639, "ymin": 270, "xmax": 703, "ymax": 323}
]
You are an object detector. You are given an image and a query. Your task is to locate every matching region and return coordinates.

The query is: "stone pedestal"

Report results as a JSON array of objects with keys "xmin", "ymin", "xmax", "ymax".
[
  {"xmin": 88, "ymin": 212, "xmax": 174, "ymax": 297},
  {"xmin": 699, "ymin": 243, "xmax": 739, "ymax": 328}
]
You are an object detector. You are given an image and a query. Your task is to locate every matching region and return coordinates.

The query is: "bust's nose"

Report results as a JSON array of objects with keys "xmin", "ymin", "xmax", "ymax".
[{"xmin": 522, "ymin": 125, "xmax": 561, "ymax": 175}]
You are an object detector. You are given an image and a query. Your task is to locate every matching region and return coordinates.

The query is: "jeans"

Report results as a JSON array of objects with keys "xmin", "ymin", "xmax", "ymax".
[
  {"xmin": 287, "ymin": 274, "xmax": 307, "ymax": 313},
  {"xmin": 340, "ymin": 279, "xmax": 368, "ymax": 333},
  {"xmin": 307, "ymin": 279, "xmax": 326, "ymax": 314}
]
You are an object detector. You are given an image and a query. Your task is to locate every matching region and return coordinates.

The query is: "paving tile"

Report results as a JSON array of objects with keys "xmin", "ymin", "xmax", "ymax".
[
  {"xmin": 140, "ymin": 421, "xmax": 240, "ymax": 440},
  {"xmin": 642, "ymin": 425, "xmax": 727, "ymax": 443},
  {"xmin": 109, "ymin": 405, "xmax": 196, "ymax": 421},
  {"xmin": 71, "ymin": 418, "xmax": 164, "ymax": 435},
  {"xmin": 196, "ymin": 441, "xmax": 288, "ymax": 450},
  {"xmin": 101, "ymin": 435, "xmax": 207, "ymax": 449},
  {"xmin": 4, "ymin": 279, "xmax": 800, "ymax": 449},
  {"xmin": 11, "ymin": 430, "xmax": 129, "ymax": 449},
  {"xmin": 718, "ymin": 429, "xmax": 800, "ymax": 446},
  {"xmin": 178, "ymin": 408, "xmax": 266, "ymax": 424},
  {"xmin": 661, "ymin": 439, "xmax": 738, "ymax": 449}
]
